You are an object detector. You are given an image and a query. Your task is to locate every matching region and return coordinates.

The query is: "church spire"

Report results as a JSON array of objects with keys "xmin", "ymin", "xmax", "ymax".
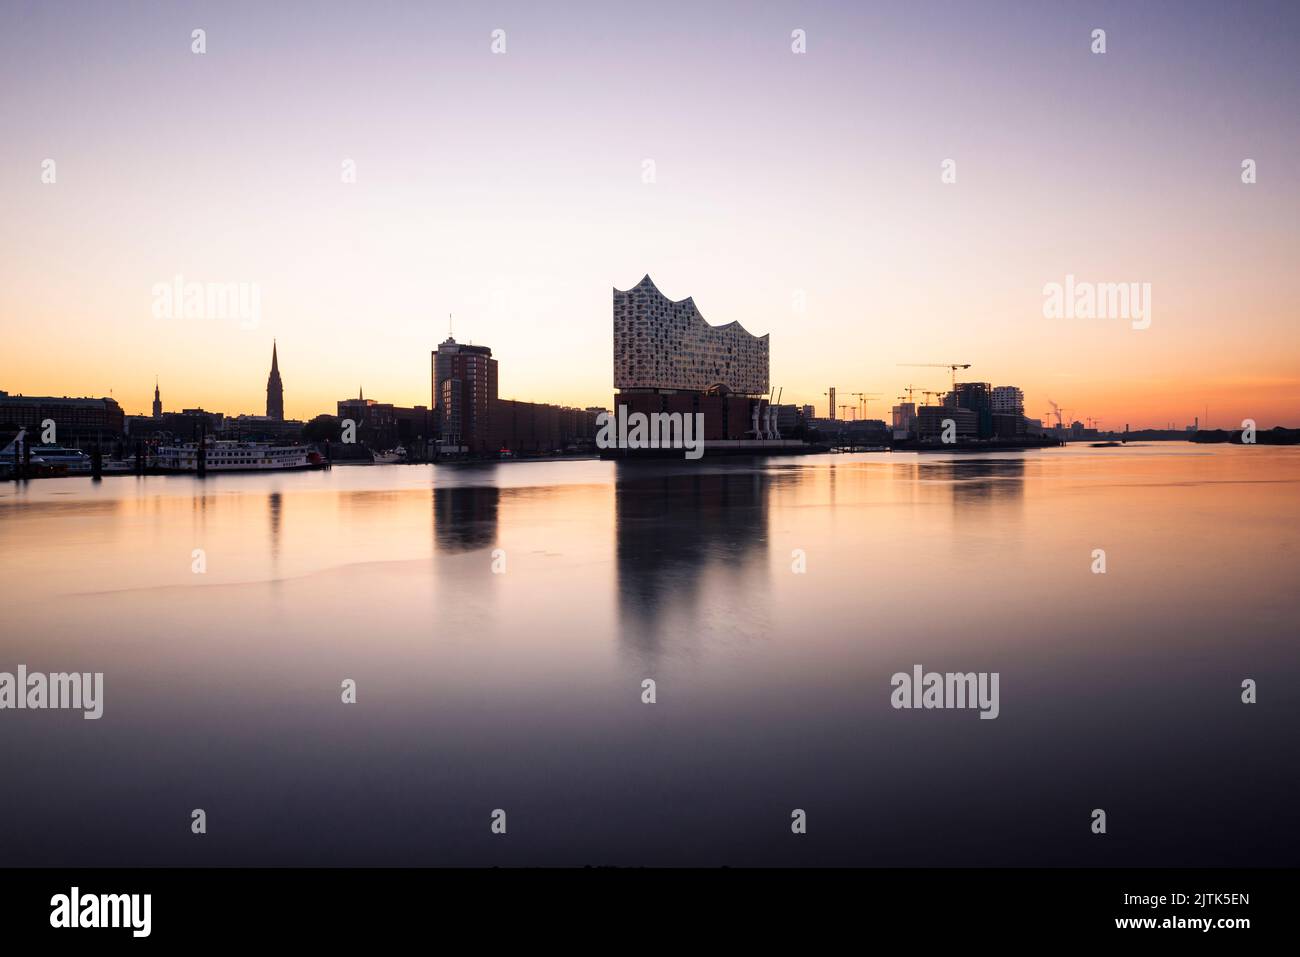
[{"xmin": 266, "ymin": 339, "xmax": 284, "ymax": 420}]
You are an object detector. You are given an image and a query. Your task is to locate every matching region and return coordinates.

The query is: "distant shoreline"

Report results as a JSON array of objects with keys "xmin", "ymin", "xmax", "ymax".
[{"xmin": 8, "ymin": 436, "xmax": 1300, "ymax": 483}]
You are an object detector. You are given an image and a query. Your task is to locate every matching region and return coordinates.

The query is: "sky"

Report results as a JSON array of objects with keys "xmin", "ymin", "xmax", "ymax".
[{"xmin": 1, "ymin": 0, "xmax": 1297, "ymax": 428}]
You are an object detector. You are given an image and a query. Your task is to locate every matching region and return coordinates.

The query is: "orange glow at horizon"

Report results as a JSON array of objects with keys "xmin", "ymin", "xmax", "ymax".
[{"xmin": 2, "ymin": 4, "xmax": 1297, "ymax": 431}]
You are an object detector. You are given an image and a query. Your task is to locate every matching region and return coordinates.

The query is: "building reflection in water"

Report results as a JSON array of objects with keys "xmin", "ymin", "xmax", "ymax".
[
  {"xmin": 433, "ymin": 484, "xmax": 501, "ymax": 552},
  {"xmin": 614, "ymin": 463, "xmax": 774, "ymax": 657},
  {"xmin": 917, "ymin": 456, "xmax": 1027, "ymax": 505},
  {"xmin": 267, "ymin": 491, "xmax": 282, "ymax": 561}
]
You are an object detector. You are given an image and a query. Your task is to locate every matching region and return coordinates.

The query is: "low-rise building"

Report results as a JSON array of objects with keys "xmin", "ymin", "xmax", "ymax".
[
  {"xmin": 0, "ymin": 391, "xmax": 125, "ymax": 444},
  {"xmin": 224, "ymin": 414, "xmax": 305, "ymax": 440},
  {"xmin": 487, "ymin": 400, "xmax": 599, "ymax": 455},
  {"xmin": 126, "ymin": 407, "xmax": 225, "ymax": 441},
  {"xmin": 336, "ymin": 392, "xmax": 432, "ymax": 450}
]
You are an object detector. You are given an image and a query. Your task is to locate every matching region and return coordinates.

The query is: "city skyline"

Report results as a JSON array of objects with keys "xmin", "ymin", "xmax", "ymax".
[
  {"xmin": 3, "ymin": 1, "xmax": 1298, "ymax": 428},
  {"xmin": 11, "ymin": 292, "xmax": 1297, "ymax": 432},
  {"xmin": 2, "ymin": 1, "xmax": 1296, "ymax": 925}
]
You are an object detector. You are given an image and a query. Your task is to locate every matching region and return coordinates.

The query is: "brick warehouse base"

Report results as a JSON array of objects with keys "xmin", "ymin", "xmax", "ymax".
[{"xmin": 613, "ymin": 391, "xmax": 768, "ymax": 442}]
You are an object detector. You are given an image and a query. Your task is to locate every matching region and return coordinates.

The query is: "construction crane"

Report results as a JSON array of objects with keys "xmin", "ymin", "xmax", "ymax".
[
  {"xmin": 838, "ymin": 404, "xmax": 853, "ymax": 421},
  {"xmin": 851, "ymin": 392, "xmax": 883, "ymax": 419},
  {"xmin": 899, "ymin": 384, "xmax": 924, "ymax": 404},
  {"xmin": 921, "ymin": 390, "xmax": 946, "ymax": 407},
  {"xmin": 900, "ymin": 363, "xmax": 972, "ymax": 390}
]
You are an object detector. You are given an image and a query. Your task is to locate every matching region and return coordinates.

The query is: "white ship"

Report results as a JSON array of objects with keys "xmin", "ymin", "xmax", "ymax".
[
  {"xmin": 155, "ymin": 440, "xmax": 317, "ymax": 472},
  {"xmin": 28, "ymin": 445, "xmax": 93, "ymax": 470},
  {"xmin": 0, "ymin": 439, "xmax": 91, "ymax": 470},
  {"xmin": 1, "ymin": 431, "xmax": 95, "ymax": 475}
]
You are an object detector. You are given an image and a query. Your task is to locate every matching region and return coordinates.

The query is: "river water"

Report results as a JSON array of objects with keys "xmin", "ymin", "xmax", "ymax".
[{"xmin": 1, "ymin": 444, "xmax": 1296, "ymax": 865}]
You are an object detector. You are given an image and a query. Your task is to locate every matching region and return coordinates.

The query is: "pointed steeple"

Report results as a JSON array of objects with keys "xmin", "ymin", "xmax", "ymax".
[{"xmin": 266, "ymin": 340, "xmax": 284, "ymax": 420}]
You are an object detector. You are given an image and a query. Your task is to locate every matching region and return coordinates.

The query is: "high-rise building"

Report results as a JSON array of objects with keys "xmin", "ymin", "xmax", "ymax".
[
  {"xmin": 432, "ymin": 337, "xmax": 497, "ymax": 452},
  {"xmin": 991, "ymin": 386, "xmax": 1024, "ymax": 416},
  {"xmin": 892, "ymin": 401, "xmax": 916, "ymax": 436},
  {"xmin": 828, "ymin": 387, "xmax": 836, "ymax": 420},
  {"xmin": 152, "ymin": 378, "xmax": 162, "ymax": 418},
  {"xmin": 948, "ymin": 382, "xmax": 994, "ymax": 438},
  {"xmin": 613, "ymin": 275, "xmax": 768, "ymax": 395},
  {"xmin": 610, "ymin": 275, "xmax": 774, "ymax": 444},
  {"xmin": 266, "ymin": 340, "xmax": 284, "ymax": 420}
]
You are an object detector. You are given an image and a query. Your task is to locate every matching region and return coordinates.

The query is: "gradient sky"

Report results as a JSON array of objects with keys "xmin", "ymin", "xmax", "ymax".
[{"xmin": 2, "ymin": 0, "xmax": 1297, "ymax": 428}]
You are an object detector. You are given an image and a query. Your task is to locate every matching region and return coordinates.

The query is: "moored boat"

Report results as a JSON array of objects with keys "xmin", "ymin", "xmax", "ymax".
[{"xmin": 156, "ymin": 440, "xmax": 316, "ymax": 472}]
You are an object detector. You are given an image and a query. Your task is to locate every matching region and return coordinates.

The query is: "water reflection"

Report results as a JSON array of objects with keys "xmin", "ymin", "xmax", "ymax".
[
  {"xmin": 615, "ymin": 463, "xmax": 772, "ymax": 656},
  {"xmin": 268, "ymin": 491, "xmax": 282, "ymax": 561},
  {"xmin": 918, "ymin": 457, "xmax": 1027, "ymax": 505},
  {"xmin": 1, "ymin": 448, "xmax": 1296, "ymax": 866},
  {"xmin": 433, "ymin": 484, "xmax": 500, "ymax": 552}
]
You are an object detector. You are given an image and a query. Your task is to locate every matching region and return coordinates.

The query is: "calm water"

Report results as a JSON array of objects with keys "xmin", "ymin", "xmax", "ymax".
[{"xmin": 1, "ymin": 445, "xmax": 1297, "ymax": 866}]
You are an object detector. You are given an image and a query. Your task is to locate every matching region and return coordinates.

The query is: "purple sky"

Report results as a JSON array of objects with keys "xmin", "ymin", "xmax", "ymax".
[{"xmin": 2, "ymin": 0, "xmax": 1297, "ymax": 426}]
